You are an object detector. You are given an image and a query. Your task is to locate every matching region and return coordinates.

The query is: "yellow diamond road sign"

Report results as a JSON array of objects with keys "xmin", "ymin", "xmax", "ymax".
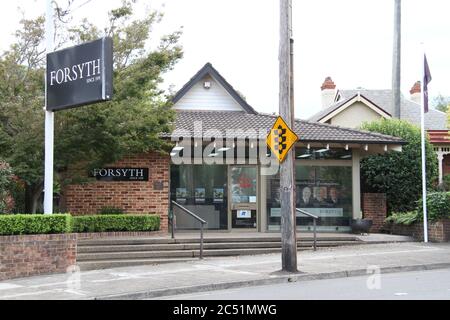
[{"xmin": 266, "ymin": 116, "xmax": 299, "ymax": 163}]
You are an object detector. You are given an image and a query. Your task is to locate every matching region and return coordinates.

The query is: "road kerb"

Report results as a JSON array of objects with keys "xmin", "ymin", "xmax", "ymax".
[{"xmin": 95, "ymin": 262, "xmax": 450, "ymax": 300}]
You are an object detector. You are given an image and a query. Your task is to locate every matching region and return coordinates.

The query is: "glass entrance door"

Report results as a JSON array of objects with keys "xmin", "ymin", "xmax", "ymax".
[{"xmin": 230, "ymin": 166, "xmax": 258, "ymax": 229}]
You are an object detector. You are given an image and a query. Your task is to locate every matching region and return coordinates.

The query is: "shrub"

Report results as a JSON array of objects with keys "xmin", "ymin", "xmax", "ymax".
[
  {"xmin": 388, "ymin": 192, "xmax": 450, "ymax": 225},
  {"xmin": 71, "ymin": 214, "xmax": 160, "ymax": 233},
  {"xmin": 0, "ymin": 214, "xmax": 72, "ymax": 235},
  {"xmin": 418, "ymin": 192, "xmax": 450, "ymax": 221},
  {"xmin": 385, "ymin": 211, "xmax": 420, "ymax": 225},
  {"xmin": 99, "ymin": 206, "xmax": 125, "ymax": 215},
  {"xmin": 360, "ymin": 119, "xmax": 438, "ymax": 212},
  {"xmin": 437, "ymin": 175, "xmax": 450, "ymax": 191}
]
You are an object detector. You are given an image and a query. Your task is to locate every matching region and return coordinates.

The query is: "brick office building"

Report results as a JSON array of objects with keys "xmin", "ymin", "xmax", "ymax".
[{"xmin": 63, "ymin": 63, "xmax": 405, "ymax": 233}]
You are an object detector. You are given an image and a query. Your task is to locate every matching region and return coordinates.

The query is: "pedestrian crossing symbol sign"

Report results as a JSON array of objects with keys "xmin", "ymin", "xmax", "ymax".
[{"xmin": 266, "ymin": 116, "xmax": 299, "ymax": 163}]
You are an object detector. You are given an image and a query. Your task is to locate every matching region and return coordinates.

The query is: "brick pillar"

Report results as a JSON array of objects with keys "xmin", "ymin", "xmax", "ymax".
[{"xmin": 363, "ymin": 193, "xmax": 387, "ymax": 233}]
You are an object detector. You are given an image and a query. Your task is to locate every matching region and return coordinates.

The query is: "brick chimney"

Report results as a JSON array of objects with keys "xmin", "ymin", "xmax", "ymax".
[
  {"xmin": 321, "ymin": 77, "xmax": 337, "ymax": 109},
  {"xmin": 410, "ymin": 81, "xmax": 421, "ymax": 105}
]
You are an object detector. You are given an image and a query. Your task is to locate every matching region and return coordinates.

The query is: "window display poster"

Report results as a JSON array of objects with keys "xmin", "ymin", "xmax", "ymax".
[
  {"xmin": 296, "ymin": 183, "xmax": 345, "ymax": 209},
  {"xmin": 195, "ymin": 188, "xmax": 206, "ymax": 203},
  {"xmin": 176, "ymin": 188, "xmax": 187, "ymax": 204},
  {"xmin": 237, "ymin": 210, "xmax": 252, "ymax": 219},
  {"xmin": 213, "ymin": 188, "xmax": 224, "ymax": 203}
]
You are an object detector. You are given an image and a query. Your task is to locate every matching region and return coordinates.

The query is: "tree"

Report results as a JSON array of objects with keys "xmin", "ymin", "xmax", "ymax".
[
  {"xmin": 433, "ymin": 94, "xmax": 450, "ymax": 113},
  {"xmin": 0, "ymin": 17, "xmax": 46, "ymax": 213},
  {"xmin": 0, "ymin": 160, "xmax": 14, "ymax": 213},
  {"xmin": 360, "ymin": 119, "xmax": 438, "ymax": 213},
  {"xmin": 0, "ymin": 0, "xmax": 183, "ymax": 213},
  {"xmin": 447, "ymin": 108, "xmax": 450, "ymax": 127}
]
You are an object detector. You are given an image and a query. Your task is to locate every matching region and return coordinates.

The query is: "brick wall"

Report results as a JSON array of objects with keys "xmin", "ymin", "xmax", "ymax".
[
  {"xmin": 363, "ymin": 193, "xmax": 387, "ymax": 233},
  {"xmin": 0, "ymin": 234, "xmax": 77, "ymax": 281},
  {"xmin": 388, "ymin": 219, "xmax": 450, "ymax": 243},
  {"xmin": 63, "ymin": 152, "xmax": 170, "ymax": 232}
]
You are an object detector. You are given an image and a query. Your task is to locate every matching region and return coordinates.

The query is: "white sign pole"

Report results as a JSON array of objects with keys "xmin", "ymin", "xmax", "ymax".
[
  {"xmin": 420, "ymin": 45, "xmax": 429, "ymax": 243},
  {"xmin": 44, "ymin": 0, "xmax": 55, "ymax": 215}
]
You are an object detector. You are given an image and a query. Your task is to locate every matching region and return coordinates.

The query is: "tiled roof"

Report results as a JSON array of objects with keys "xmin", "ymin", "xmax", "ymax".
[
  {"xmin": 310, "ymin": 89, "xmax": 448, "ymax": 130},
  {"xmin": 163, "ymin": 111, "xmax": 405, "ymax": 144}
]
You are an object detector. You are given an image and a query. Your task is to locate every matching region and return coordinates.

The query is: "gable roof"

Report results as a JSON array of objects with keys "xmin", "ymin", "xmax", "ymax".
[
  {"xmin": 311, "ymin": 93, "xmax": 392, "ymax": 124},
  {"xmin": 310, "ymin": 89, "xmax": 448, "ymax": 130},
  {"xmin": 164, "ymin": 110, "xmax": 406, "ymax": 145},
  {"xmin": 172, "ymin": 63, "xmax": 257, "ymax": 115}
]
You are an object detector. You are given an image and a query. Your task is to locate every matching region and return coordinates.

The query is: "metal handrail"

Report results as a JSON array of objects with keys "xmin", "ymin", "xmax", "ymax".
[
  {"xmin": 296, "ymin": 208, "xmax": 319, "ymax": 251},
  {"xmin": 171, "ymin": 201, "xmax": 207, "ymax": 259}
]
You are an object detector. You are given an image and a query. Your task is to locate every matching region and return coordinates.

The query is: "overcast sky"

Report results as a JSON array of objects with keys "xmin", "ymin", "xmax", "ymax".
[{"xmin": 1, "ymin": 0, "xmax": 449, "ymax": 119}]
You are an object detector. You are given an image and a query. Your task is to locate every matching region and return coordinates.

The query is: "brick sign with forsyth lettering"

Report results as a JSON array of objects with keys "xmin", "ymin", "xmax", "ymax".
[{"xmin": 91, "ymin": 168, "xmax": 149, "ymax": 182}]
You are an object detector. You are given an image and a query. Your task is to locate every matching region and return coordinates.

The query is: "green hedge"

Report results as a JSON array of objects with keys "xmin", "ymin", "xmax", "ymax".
[
  {"xmin": 0, "ymin": 214, "xmax": 72, "ymax": 236},
  {"xmin": 0, "ymin": 214, "xmax": 160, "ymax": 236},
  {"xmin": 71, "ymin": 215, "xmax": 160, "ymax": 233},
  {"xmin": 386, "ymin": 192, "xmax": 450, "ymax": 225},
  {"xmin": 419, "ymin": 192, "xmax": 450, "ymax": 221}
]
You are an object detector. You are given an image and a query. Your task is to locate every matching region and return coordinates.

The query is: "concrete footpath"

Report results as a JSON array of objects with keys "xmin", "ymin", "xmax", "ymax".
[{"xmin": 1, "ymin": 242, "xmax": 450, "ymax": 300}]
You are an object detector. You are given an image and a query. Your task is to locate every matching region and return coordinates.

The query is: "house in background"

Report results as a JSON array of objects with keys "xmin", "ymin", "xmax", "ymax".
[{"xmin": 310, "ymin": 77, "xmax": 450, "ymax": 184}]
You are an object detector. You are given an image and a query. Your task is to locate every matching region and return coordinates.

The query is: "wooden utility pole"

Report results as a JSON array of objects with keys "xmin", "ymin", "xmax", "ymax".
[
  {"xmin": 392, "ymin": 0, "xmax": 401, "ymax": 119},
  {"xmin": 279, "ymin": 0, "xmax": 298, "ymax": 273}
]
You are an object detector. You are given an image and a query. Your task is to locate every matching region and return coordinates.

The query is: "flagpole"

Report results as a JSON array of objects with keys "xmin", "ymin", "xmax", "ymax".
[
  {"xmin": 420, "ymin": 47, "xmax": 429, "ymax": 243},
  {"xmin": 44, "ymin": 0, "xmax": 55, "ymax": 215}
]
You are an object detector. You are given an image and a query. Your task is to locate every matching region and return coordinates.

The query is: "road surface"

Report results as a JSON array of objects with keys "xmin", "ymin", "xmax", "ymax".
[{"xmin": 158, "ymin": 269, "xmax": 450, "ymax": 300}]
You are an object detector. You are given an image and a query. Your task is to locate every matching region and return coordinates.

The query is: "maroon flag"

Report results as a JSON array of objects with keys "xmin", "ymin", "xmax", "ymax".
[{"xmin": 423, "ymin": 54, "xmax": 432, "ymax": 113}]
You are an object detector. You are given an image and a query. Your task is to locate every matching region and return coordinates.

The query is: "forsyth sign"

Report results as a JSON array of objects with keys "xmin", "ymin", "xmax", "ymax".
[
  {"xmin": 49, "ymin": 59, "xmax": 101, "ymax": 86},
  {"xmin": 46, "ymin": 37, "xmax": 113, "ymax": 111},
  {"xmin": 91, "ymin": 168, "xmax": 149, "ymax": 182}
]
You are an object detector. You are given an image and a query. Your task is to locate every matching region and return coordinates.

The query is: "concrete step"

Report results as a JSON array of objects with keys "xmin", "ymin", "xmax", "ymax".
[
  {"xmin": 77, "ymin": 241, "xmax": 362, "ymax": 262},
  {"xmin": 77, "ymin": 258, "xmax": 197, "ymax": 271},
  {"xmin": 78, "ymin": 242, "xmax": 283, "ymax": 253},
  {"xmin": 78, "ymin": 236, "xmax": 359, "ymax": 247},
  {"xmin": 78, "ymin": 248, "xmax": 284, "ymax": 261},
  {"xmin": 77, "ymin": 240, "xmax": 361, "ymax": 254},
  {"xmin": 76, "ymin": 241, "xmax": 370, "ymax": 271}
]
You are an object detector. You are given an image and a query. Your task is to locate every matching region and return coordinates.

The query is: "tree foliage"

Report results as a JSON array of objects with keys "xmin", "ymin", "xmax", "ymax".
[
  {"xmin": 0, "ymin": 160, "xmax": 14, "ymax": 213},
  {"xmin": 432, "ymin": 94, "xmax": 450, "ymax": 113},
  {"xmin": 447, "ymin": 108, "xmax": 450, "ymax": 127},
  {"xmin": 360, "ymin": 119, "xmax": 438, "ymax": 213},
  {"xmin": 0, "ymin": 0, "xmax": 183, "ymax": 213}
]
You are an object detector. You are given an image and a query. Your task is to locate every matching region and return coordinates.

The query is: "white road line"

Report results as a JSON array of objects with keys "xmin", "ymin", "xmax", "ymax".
[
  {"xmin": 0, "ymin": 288, "xmax": 88, "ymax": 300},
  {"xmin": 306, "ymin": 248, "xmax": 442, "ymax": 261},
  {"xmin": 0, "ymin": 290, "xmax": 57, "ymax": 299},
  {"xmin": 0, "ymin": 284, "xmax": 23, "ymax": 291},
  {"xmin": 203, "ymin": 259, "xmax": 281, "ymax": 268},
  {"xmin": 28, "ymin": 281, "xmax": 74, "ymax": 289},
  {"xmin": 90, "ymin": 266, "xmax": 217, "ymax": 283},
  {"xmin": 63, "ymin": 289, "xmax": 88, "ymax": 296}
]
